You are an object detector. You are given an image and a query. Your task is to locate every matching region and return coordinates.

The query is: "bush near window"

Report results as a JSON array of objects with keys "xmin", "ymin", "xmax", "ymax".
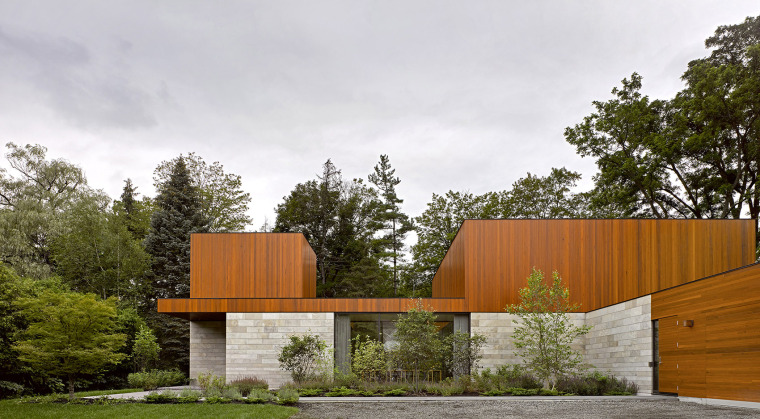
[{"xmin": 277, "ymin": 332, "xmax": 328, "ymax": 383}]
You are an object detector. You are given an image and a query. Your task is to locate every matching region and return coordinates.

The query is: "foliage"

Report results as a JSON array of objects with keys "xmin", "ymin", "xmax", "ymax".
[
  {"xmin": 132, "ymin": 326, "xmax": 160, "ymax": 372},
  {"xmin": 177, "ymin": 388, "xmax": 202, "ymax": 403},
  {"xmin": 565, "ymin": 16, "xmax": 760, "ymax": 241},
  {"xmin": 230, "ymin": 376, "xmax": 268, "ymax": 396},
  {"xmin": 246, "ymin": 388, "xmax": 275, "ymax": 403},
  {"xmin": 274, "ymin": 159, "xmax": 390, "ymax": 297},
  {"xmin": 221, "ymin": 386, "xmax": 244, "ymax": 401},
  {"xmin": 506, "ymin": 269, "xmax": 592, "ymax": 390},
  {"xmin": 112, "ymin": 178, "xmax": 154, "ymax": 241},
  {"xmin": 145, "ymin": 157, "xmax": 207, "ymax": 373},
  {"xmin": 13, "ymin": 290, "xmax": 126, "ymax": 398},
  {"xmin": 127, "ymin": 369, "xmax": 186, "ymax": 391},
  {"xmin": 0, "ymin": 143, "xmax": 92, "ymax": 278},
  {"xmin": 382, "ymin": 388, "xmax": 407, "ymax": 396},
  {"xmin": 388, "ymin": 300, "xmax": 445, "ymax": 391},
  {"xmin": 51, "ymin": 194, "xmax": 151, "ymax": 305},
  {"xmin": 278, "ymin": 333, "xmax": 329, "ymax": 383},
  {"xmin": 154, "ymin": 152, "xmax": 252, "ymax": 232},
  {"xmin": 555, "ymin": 371, "xmax": 638, "ymax": 396},
  {"xmin": 275, "ymin": 388, "xmax": 300, "ymax": 405},
  {"xmin": 351, "ymin": 336, "xmax": 387, "ymax": 380},
  {"xmin": 324, "ymin": 386, "xmax": 360, "ymax": 397},
  {"xmin": 144, "ymin": 390, "xmax": 178, "ymax": 404},
  {"xmin": 197, "ymin": 371, "xmax": 226, "ymax": 395},
  {"xmin": 473, "ymin": 365, "xmax": 542, "ymax": 394},
  {"xmin": 368, "ymin": 154, "xmax": 414, "ymax": 296},
  {"xmin": 445, "ymin": 331, "xmax": 487, "ymax": 377}
]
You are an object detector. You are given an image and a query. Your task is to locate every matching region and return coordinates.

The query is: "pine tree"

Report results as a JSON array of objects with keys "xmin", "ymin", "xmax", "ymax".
[
  {"xmin": 143, "ymin": 157, "xmax": 208, "ymax": 373},
  {"xmin": 368, "ymin": 155, "xmax": 413, "ymax": 296},
  {"xmin": 145, "ymin": 158, "xmax": 208, "ymax": 300}
]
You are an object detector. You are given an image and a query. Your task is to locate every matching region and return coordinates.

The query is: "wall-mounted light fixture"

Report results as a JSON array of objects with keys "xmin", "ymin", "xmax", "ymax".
[{"xmin": 682, "ymin": 320, "xmax": 694, "ymax": 327}]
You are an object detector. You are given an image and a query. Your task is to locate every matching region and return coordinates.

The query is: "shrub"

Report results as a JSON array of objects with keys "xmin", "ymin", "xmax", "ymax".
[
  {"xmin": 445, "ymin": 331, "xmax": 487, "ymax": 377},
  {"xmin": 197, "ymin": 371, "xmax": 226, "ymax": 395},
  {"xmin": 276, "ymin": 388, "xmax": 300, "ymax": 405},
  {"xmin": 0, "ymin": 380, "xmax": 25, "ymax": 399},
  {"xmin": 278, "ymin": 332, "xmax": 328, "ymax": 383},
  {"xmin": 230, "ymin": 376, "xmax": 268, "ymax": 396},
  {"xmin": 388, "ymin": 300, "xmax": 444, "ymax": 392},
  {"xmin": 351, "ymin": 337, "xmax": 387, "ymax": 380},
  {"xmin": 509, "ymin": 387, "xmax": 539, "ymax": 396},
  {"xmin": 324, "ymin": 386, "xmax": 360, "ymax": 397},
  {"xmin": 382, "ymin": 388, "xmax": 407, "ymax": 396},
  {"xmin": 144, "ymin": 390, "xmax": 178, "ymax": 403},
  {"xmin": 245, "ymin": 388, "xmax": 275, "ymax": 404},
  {"xmin": 128, "ymin": 369, "xmax": 186, "ymax": 390},
  {"xmin": 222, "ymin": 386, "xmax": 243, "ymax": 401},
  {"xmin": 177, "ymin": 388, "xmax": 201, "ymax": 403},
  {"xmin": 555, "ymin": 372, "xmax": 638, "ymax": 396},
  {"xmin": 298, "ymin": 388, "xmax": 324, "ymax": 396}
]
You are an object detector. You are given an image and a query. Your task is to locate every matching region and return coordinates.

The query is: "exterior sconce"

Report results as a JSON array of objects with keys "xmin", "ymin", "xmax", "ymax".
[{"xmin": 682, "ymin": 320, "xmax": 694, "ymax": 327}]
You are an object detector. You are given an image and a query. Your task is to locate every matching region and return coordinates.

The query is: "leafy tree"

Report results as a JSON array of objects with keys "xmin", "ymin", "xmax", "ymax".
[
  {"xmin": 565, "ymin": 16, "xmax": 760, "ymax": 244},
  {"xmin": 368, "ymin": 155, "xmax": 413, "ymax": 296},
  {"xmin": 389, "ymin": 300, "xmax": 445, "ymax": 391},
  {"xmin": 410, "ymin": 191, "xmax": 496, "ymax": 296},
  {"xmin": 277, "ymin": 332, "xmax": 328, "ymax": 383},
  {"xmin": 132, "ymin": 326, "xmax": 160, "ymax": 372},
  {"xmin": 506, "ymin": 168, "xmax": 590, "ymax": 218},
  {"xmin": 51, "ymin": 195, "xmax": 150, "ymax": 305},
  {"xmin": 505, "ymin": 269, "xmax": 591, "ymax": 390},
  {"xmin": 13, "ymin": 290, "xmax": 126, "ymax": 398},
  {"xmin": 0, "ymin": 143, "xmax": 91, "ymax": 278},
  {"xmin": 154, "ymin": 153, "xmax": 252, "ymax": 232},
  {"xmin": 275, "ymin": 160, "xmax": 388, "ymax": 297}
]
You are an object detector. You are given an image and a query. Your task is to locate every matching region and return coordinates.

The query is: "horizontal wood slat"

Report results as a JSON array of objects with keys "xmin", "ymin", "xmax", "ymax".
[
  {"xmin": 159, "ymin": 298, "xmax": 467, "ymax": 318},
  {"xmin": 652, "ymin": 263, "xmax": 760, "ymax": 403}
]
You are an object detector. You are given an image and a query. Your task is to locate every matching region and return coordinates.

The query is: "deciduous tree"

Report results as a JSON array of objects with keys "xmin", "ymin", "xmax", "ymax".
[{"xmin": 505, "ymin": 269, "xmax": 591, "ymax": 390}]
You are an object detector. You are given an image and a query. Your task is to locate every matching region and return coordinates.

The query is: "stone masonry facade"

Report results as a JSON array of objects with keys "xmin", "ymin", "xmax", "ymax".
[
  {"xmin": 584, "ymin": 295, "xmax": 652, "ymax": 393},
  {"xmin": 226, "ymin": 312, "xmax": 334, "ymax": 389},
  {"xmin": 189, "ymin": 320, "xmax": 226, "ymax": 380},
  {"xmin": 472, "ymin": 296, "xmax": 653, "ymax": 394}
]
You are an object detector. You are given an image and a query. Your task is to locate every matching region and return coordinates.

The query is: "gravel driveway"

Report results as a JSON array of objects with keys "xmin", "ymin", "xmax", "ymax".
[{"xmin": 291, "ymin": 398, "xmax": 760, "ymax": 419}]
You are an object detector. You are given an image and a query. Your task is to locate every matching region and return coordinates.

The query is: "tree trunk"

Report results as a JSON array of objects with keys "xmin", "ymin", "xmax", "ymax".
[{"xmin": 68, "ymin": 374, "xmax": 75, "ymax": 399}]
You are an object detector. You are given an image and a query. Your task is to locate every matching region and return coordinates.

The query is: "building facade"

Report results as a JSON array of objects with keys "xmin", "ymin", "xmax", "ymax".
[{"xmin": 158, "ymin": 219, "xmax": 760, "ymax": 404}]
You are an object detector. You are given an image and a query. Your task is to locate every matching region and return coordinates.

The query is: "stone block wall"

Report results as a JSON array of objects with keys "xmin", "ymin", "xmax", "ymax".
[
  {"xmin": 585, "ymin": 295, "xmax": 652, "ymax": 393},
  {"xmin": 189, "ymin": 320, "xmax": 226, "ymax": 380},
  {"xmin": 471, "ymin": 312, "xmax": 586, "ymax": 373},
  {"xmin": 226, "ymin": 312, "xmax": 334, "ymax": 389}
]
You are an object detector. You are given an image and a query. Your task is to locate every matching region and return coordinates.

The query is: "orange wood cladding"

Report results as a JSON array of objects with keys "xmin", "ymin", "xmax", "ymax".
[
  {"xmin": 432, "ymin": 219, "xmax": 755, "ymax": 312},
  {"xmin": 190, "ymin": 233, "xmax": 316, "ymax": 299},
  {"xmin": 652, "ymin": 263, "xmax": 760, "ymax": 403},
  {"xmin": 159, "ymin": 298, "xmax": 466, "ymax": 318}
]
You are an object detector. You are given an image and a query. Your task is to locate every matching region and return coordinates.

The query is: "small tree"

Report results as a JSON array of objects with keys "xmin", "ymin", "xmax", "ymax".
[
  {"xmin": 14, "ymin": 290, "xmax": 126, "ymax": 398},
  {"xmin": 278, "ymin": 332, "xmax": 328, "ymax": 383},
  {"xmin": 445, "ymin": 331, "xmax": 487, "ymax": 377},
  {"xmin": 351, "ymin": 336, "xmax": 387, "ymax": 380},
  {"xmin": 390, "ymin": 300, "xmax": 445, "ymax": 391},
  {"xmin": 132, "ymin": 326, "xmax": 160, "ymax": 372},
  {"xmin": 506, "ymin": 268, "xmax": 591, "ymax": 390}
]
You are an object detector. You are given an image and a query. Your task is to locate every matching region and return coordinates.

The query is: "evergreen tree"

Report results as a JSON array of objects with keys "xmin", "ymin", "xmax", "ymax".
[
  {"xmin": 368, "ymin": 155, "xmax": 413, "ymax": 296},
  {"xmin": 145, "ymin": 158, "xmax": 208, "ymax": 300},
  {"xmin": 144, "ymin": 157, "xmax": 208, "ymax": 373}
]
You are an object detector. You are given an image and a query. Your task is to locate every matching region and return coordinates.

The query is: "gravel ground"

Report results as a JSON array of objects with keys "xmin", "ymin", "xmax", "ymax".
[{"xmin": 291, "ymin": 398, "xmax": 760, "ymax": 419}]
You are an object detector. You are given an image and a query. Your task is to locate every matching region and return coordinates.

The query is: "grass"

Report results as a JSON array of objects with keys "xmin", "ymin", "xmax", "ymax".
[
  {"xmin": 73, "ymin": 389, "xmax": 143, "ymax": 397},
  {"xmin": 0, "ymin": 399, "xmax": 298, "ymax": 419}
]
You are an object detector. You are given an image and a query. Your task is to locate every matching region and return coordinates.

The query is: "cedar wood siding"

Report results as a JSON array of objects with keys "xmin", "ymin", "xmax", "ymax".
[
  {"xmin": 430, "ymin": 219, "xmax": 755, "ymax": 312},
  {"xmin": 652, "ymin": 263, "xmax": 760, "ymax": 403}
]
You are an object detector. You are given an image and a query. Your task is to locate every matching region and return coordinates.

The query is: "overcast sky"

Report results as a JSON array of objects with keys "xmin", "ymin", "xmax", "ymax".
[{"xmin": 1, "ymin": 1, "xmax": 757, "ymax": 230}]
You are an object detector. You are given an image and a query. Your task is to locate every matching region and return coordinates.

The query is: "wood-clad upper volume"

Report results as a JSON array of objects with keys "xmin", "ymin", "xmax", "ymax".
[
  {"xmin": 432, "ymin": 219, "xmax": 756, "ymax": 312},
  {"xmin": 190, "ymin": 233, "xmax": 316, "ymax": 299}
]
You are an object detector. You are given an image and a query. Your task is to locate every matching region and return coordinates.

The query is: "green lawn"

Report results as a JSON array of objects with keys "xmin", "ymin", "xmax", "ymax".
[{"xmin": 0, "ymin": 400, "xmax": 299, "ymax": 419}]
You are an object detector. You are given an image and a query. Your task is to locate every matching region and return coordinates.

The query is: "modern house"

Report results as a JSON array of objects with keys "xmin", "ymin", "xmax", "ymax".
[{"xmin": 158, "ymin": 219, "xmax": 760, "ymax": 406}]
